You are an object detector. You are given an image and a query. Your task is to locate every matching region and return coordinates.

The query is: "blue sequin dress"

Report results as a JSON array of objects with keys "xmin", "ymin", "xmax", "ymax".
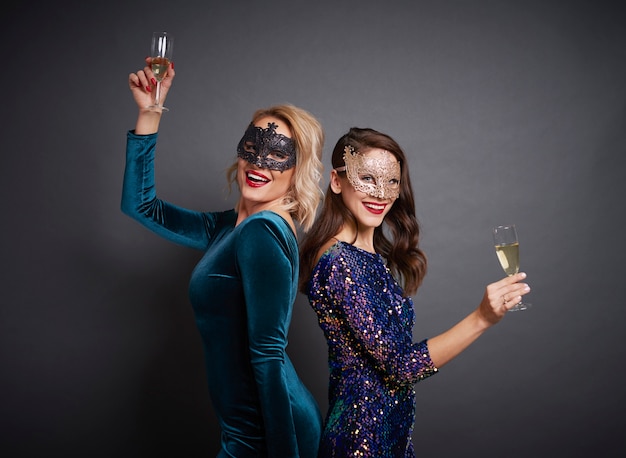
[{"xmin": 307, "ymin": 242, "xmax": 438, "ymax": 458}]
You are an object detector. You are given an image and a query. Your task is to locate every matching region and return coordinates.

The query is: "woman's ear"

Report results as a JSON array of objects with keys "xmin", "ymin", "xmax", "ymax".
[{"xmin": 329, "ymin": 170, "xmax": 342, "ymax": 195}]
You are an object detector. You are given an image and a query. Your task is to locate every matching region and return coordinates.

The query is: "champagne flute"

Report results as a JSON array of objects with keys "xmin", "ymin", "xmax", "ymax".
[
  {"xmin": 493, "ymin": 224, "xmax": 531, "ymax": 311},
  {"xmin": 147, "ymin": 31, "xmax": 174, "ymax": 112}
]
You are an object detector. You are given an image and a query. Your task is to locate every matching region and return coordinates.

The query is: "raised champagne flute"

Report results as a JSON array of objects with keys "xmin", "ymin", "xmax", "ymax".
[
  {"xmin": 493, "ymin": 224, "xmax": 531, "ymax": 311},
  {"xmin": 147, "ymin": 31, "xmax": 173, "ymax": 112}
]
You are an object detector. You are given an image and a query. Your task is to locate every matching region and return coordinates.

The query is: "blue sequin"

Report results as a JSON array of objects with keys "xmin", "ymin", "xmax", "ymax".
[{"xmin": 307, "ymin": 242, "xmax": 438, "ymax": 457}]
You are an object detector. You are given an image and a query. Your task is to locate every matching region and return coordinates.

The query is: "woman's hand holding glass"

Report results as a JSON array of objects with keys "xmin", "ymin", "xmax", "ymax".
[
  {"xmin": 128, "ymin": 32, "xmax": 175, "ymax": 113},
  {"xmin": 477, "ymin": 272, "xmax": 530, "ymax": 325},
  {"xmin": 128, "ymin": 56, "xmax": 175, "ymax": 111}
]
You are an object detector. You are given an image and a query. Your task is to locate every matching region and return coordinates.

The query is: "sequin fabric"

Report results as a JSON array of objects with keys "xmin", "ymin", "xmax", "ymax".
[{"xmin": 307, "ymin": 242, "xmax": 438, "ymax": 457}]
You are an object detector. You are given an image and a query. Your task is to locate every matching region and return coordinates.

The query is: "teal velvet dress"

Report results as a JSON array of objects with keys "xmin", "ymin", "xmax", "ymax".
[{"xmin": 121, "ymin": 131, "xmax": 322, "ymax": 457}]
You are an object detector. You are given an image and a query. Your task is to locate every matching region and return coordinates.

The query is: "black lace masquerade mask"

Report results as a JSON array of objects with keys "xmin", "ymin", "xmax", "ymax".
[{"xmin": 236, "ymin": 122, "xmax": 297, "ymax": 171}]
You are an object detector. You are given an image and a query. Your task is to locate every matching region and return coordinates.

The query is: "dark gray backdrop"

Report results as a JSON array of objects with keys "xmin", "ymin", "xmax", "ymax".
[{"xmin": 2, "ymin": 0, "xmax": 625, "ymax": 456}]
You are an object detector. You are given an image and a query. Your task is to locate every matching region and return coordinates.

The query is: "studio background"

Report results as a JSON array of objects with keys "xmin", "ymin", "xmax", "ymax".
[{"xmin": 2, "ymin": 1, "xmax": 625, "ymax": 457}]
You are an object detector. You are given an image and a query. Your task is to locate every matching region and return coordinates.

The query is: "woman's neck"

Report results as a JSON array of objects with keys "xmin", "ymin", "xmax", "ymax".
[
  {"xmin": 333, "ymin": 224, "xmax": 376, "ymax": 254},
  {"xmin": 236, "ymin": 200, "xmax": 296, "ymax": 235}
]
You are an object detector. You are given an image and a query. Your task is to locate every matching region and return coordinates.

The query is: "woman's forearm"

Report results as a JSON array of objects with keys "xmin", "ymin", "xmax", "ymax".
[{"xmin": 426, "ymin": 310, "xmax": 492, "ymax": 368}]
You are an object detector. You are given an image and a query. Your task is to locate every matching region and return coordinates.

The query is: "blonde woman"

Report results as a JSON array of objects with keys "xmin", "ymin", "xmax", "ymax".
[{"xmin": 123, "ymin": 58, "xmax": 324, "ymax": 457}]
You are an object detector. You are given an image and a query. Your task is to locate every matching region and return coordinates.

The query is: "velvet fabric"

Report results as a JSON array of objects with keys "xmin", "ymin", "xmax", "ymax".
[{"xmin": 121, "ymin": 131, "xmax": 322, "ymax": 457}]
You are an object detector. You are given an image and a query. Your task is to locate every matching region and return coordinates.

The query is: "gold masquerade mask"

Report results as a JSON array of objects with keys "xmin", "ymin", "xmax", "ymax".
[{"xmin": 335, "ymin": 145, "xmax": 401, "ymax": 199}]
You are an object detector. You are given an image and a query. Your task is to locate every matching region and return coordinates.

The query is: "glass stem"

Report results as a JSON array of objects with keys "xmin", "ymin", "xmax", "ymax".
[{"xmin": 155, "ymin": 81, "xmax": 162, "ymax": 107}]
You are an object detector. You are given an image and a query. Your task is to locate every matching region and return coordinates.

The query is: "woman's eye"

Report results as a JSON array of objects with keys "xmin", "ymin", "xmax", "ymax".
[
  {"xmin": 268, "ymin": 151, "xmax": 288, "ymax": 162},
  {"xmin": 244, "ymin": 142, "xmax": 256, "ymax": 153},
  {"xmin": 359, "ymin": 175, "xmax": 375, "ymax": 183},
  {"xmin": 389, "ymin": 178, "xmax": 400, "ymax": 186}
]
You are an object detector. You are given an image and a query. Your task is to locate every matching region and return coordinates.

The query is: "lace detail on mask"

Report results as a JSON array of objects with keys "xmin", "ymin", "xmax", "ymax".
[{"xmin": 236, "ymin": 122, "xmax": 296, "ymax": 171}]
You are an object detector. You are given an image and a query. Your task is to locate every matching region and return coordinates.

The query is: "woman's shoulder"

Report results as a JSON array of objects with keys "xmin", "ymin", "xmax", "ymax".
[
  {"xmin": 240, "ymin": 210, "xmax": 292, "ymax": 230},
  {"xmin": 237, "ymin": 211, "xmax": 297, "ymax": 247},
  {"xmin": 309, "ymin": 242, "xmax": 387, "ymax": 295},
  {"xmin": 314, "ymin": 238, "xmax": 340, "ymax": 265},
  {"xmin": 316, "ymin": 240, "xmax": 380, "ymax": 270}
]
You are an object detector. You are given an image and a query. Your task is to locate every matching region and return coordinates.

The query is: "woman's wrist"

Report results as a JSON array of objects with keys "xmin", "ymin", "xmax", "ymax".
[{"xmin": 134, "ymin": 110, "xmax": 162, "ymax": 135}]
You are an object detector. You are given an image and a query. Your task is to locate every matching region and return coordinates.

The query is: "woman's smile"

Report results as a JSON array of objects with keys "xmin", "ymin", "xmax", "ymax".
[
  {"xmin": 245, "ymin": 169, "xmax": 271, "ymax": 187},
  {"xmin": 362, "ymin": 201, "xmax": 387, "ymax": 215}
]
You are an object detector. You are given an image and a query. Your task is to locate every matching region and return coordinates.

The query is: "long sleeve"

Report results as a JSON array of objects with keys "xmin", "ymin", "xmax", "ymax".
[
  {"xmin": 121, "ymin": 130, "xmax": 215, "ymax": 250},
  {"xmin": 236, "ymin": 214, "xmax": 300, "ymax": 457},
  {"xmin": 311, "ymin": 244, "xmax": 438, "ymax": 386}
]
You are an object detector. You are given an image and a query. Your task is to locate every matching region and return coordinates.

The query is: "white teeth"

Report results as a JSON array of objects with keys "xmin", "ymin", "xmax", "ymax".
[
  {"xmin": 365, "ymin": 203, "xmax": 385, "ymax": 210},
  {"xmin": 247, "ymin": 172, "xmax": 269, "ymax": 182}
]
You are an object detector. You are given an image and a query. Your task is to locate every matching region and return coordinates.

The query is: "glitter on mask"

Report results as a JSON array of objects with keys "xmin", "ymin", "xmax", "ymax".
[{"xmin": 335, "ymin": 145, "xmax": 401, "ymax": 200}]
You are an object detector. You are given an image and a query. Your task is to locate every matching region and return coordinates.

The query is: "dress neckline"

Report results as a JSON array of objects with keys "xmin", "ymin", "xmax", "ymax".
[
  {"xmin": 235, "ymin": 209, "xmax": 296, "ymax": 237},
  {"xmin": 329, "ymin": 240, "xmax": 382, "ymax": 261}
]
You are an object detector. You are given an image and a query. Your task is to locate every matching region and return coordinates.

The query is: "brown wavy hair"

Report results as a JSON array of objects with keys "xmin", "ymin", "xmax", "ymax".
[{"xmin": 299, "ymin": 127, "xmax": 427, "ymax": 295}]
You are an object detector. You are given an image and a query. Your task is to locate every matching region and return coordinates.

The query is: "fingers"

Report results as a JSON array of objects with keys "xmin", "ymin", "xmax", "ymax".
[
  {"xmin": 143, "ymin": 57, "xmax": 175, "ymax": 81},
  {"xmin": 483, "ymin": 272, "xmax": 531, "ymax": 317},
  {"xmin": 128, "ymin": 59, "xmax": 175, "ymax": 109},
  {"xmin": 128, "ymin": 72, "xmax": 140, "ymax": 88},
  {"xmin": 486, "ymin": 273, "xmax": 528, "ymax": 294},
  {"xmin": 129, "ymin": 69, "xmax": 150, "ymax": 90},
  {"xmin": 139, "ymin": 61, "xmax": 175, "ymax": 90},
  {"xmin": 507, "ymin": 273, "xmax": 530, "ymax": 299},
  {"xmin": 502, "ymin": 290, "xmax": 525, "ymax": 310},
  {"xmin": 500, "ymin": 283, "xmax": 530, "ymax": 312},
  {"xmin": 142, "ymin": 63, "xmax": 155, "ymax": 82},
  {"xmin": 503, "ymin": 272, "xmax": 527, "ymax": 286},
  {"xmin": 131, "ymin": 57, "xmax": 175, "ymax": 84}
]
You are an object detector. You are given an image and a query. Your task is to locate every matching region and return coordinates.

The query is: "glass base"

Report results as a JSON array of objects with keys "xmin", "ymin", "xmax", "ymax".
[
  {"xmin": 508, "ymin": 301, "xmax": 531, "ymax": 312},
  {"xmin": 146, "ymin": 104, "xmax": 169, "ymax": 112}
]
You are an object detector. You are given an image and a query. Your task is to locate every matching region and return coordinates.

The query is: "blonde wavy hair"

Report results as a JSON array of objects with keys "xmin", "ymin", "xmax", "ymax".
[{"xmin": 227, "ymin": 104, "xmax": 325, "ymax": 232}]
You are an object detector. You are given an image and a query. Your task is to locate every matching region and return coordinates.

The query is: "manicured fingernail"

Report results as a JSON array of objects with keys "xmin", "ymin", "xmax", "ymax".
[
  {"xmin": 146, "ymin": 86, "xmax": 152, "ymax": 92},
  {"xmin": 171, "ymin": 61, "xmax": 174, "ymax": 69},
  {"xmin": 151, "ymin": 77, "xmax": 157, "ymax": 86}
]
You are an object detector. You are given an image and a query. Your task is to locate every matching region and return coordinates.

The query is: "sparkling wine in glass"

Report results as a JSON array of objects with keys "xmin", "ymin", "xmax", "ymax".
[
  {"xmin": 493, "ymin": 224, "xmax": 530, "ymax": 311},
  {"xmin": 147, "ymin": 31, "xmax": 173, "ymax": 112}
]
